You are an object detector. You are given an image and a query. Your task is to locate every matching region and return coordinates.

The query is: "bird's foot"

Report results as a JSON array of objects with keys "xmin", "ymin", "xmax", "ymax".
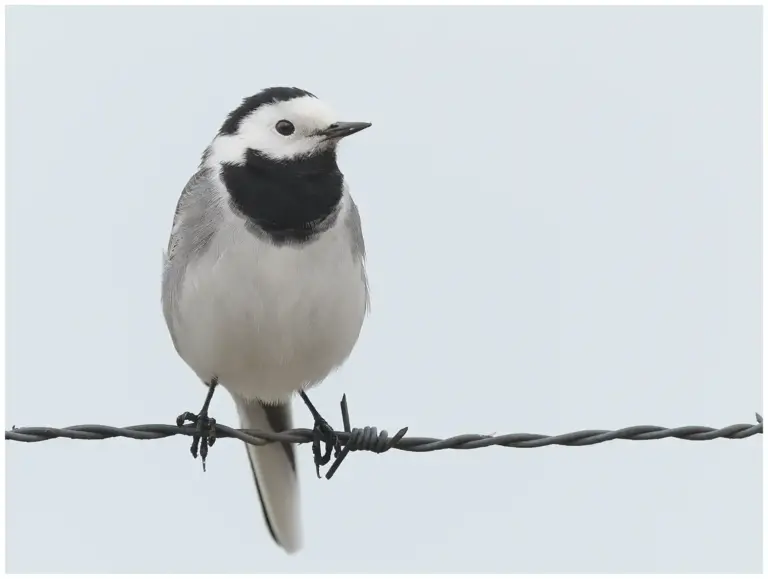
[
  {"xmin": 311, "ymin": 416, "xmax": 341, "ymax": 478},
  {"xmin": 176, "ymin": 410, "xmax": 217, "ymax": 471}
]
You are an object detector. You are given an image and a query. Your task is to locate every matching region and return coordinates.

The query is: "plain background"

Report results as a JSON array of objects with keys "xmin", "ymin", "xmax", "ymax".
[{"xmin": 5, "ymin": 5, "xmax": 762, "ymax": 573}]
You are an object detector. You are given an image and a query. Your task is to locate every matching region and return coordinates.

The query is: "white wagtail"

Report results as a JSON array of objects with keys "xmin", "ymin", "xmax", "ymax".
[{"xmin": 161, "ymin": 87, "xmax": 371, "ymax": 553}]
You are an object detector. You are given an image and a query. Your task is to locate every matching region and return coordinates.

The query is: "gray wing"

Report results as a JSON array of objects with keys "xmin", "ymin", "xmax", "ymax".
[
  {"xmin": 344, "ymin": 194, "xmax": 366, "ymax": 260},
  {"xmin": 161, "ymin": 168, "xmax": 222, "ymax": 350},
  {"xmin": 344, "ymin": 194, "xmax": 370, "ymax": 310}
]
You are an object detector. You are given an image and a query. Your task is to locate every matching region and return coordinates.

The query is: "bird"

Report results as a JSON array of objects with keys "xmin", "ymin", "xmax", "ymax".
[{"xmin": 161, "ymin": 86, "xmax": 371, "ymax": 554}]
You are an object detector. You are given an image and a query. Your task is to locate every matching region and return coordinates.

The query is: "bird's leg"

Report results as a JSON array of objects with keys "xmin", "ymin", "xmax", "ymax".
[
  {"xmin": 299, "ymin": 390, "xmax": 341, "ymax": 477},
  {"xmin": 176, "ymin": 378, "xmax": 218, "ymax": 471}
]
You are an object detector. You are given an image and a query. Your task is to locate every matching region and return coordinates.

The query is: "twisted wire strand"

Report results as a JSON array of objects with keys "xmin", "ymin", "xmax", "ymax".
[{"xmin": 6, "ymin": 414, "xmax": 763, "ymax": 450}]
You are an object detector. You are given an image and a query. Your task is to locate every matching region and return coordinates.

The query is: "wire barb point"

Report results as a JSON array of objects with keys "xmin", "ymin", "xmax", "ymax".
[{"xmin": 322, "ymin": 395, "xmax": 409, "ymax": 480}]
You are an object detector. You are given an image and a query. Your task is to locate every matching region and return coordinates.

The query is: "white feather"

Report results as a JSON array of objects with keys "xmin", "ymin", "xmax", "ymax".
[
  {"xmin": 235, "ymin": 398, "xmax": 302, "ymax": 554},
  {"xmin": 173, "ymin": 192, "xmax": 367, "ymax": 404},
  {"xmin": 207, "ymin": 95, "xmax": 339, "ymax": 165}
]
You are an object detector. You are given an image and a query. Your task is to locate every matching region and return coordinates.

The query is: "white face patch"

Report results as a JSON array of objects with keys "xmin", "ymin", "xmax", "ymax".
[{"xmin": 207, "ymin": 96, "xmax": 340, "ymax": 166}]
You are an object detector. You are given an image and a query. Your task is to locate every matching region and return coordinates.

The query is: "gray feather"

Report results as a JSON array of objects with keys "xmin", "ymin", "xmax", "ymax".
[
  {"xmin": 161, "ymin": 169, "xmax": 222, "ymax": 350},
  {"xmin": 345, "ymin": 195, "xmax": 366, "ymax": 260},
  {"xmin": 344, "ymin": 195, "xmax": 370, "ymax": 309}
]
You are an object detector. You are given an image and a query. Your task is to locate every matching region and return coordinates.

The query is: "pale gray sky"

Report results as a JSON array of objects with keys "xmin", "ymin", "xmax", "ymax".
[{"xmin": 5, "ymin": 5, "xmax": 762, "ymax": 573}]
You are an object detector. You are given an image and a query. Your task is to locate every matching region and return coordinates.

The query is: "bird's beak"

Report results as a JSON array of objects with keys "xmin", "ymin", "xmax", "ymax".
[{"xmin": 318, "ymin": 121, "xmax": 372, "ymax": 141}]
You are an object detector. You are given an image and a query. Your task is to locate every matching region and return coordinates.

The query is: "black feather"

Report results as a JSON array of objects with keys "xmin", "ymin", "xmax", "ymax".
[
  {"xmin": 221, "ymin": 148, "xmax": 343, "ymax": 245},
  {"xmin": 219, "ymin": 87, "xmax": 317, "ymax": 136}
]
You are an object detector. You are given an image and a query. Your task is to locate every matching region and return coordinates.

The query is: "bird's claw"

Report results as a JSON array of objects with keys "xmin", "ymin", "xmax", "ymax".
[
  {"xmin": 311, "ymin": 417, "xmax": 341, "ymax": 478},
  {"xmin": 176, "ymin": 411, "xmax": 217, "ymax": 471}
]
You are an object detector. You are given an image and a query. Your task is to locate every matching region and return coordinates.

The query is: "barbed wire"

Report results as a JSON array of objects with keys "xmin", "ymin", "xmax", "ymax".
[
  {"xmin": 6, "ymin": 394, "xmax": 762, "ymax": 478},
  {"xmin": 7, "ymin": 416, "xmax": 763, "ymax": 447}
]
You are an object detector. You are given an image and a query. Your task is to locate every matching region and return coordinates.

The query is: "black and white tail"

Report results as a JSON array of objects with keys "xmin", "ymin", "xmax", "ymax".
[{"xmin": 234, "ymin": 396, "xmax": 301, "ymax": 553}]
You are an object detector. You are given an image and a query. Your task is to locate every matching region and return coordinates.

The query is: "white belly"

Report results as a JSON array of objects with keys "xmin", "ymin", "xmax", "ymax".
[{"xmin": 173, "ymin": 216, "xmax": 368, "ymax": 404}]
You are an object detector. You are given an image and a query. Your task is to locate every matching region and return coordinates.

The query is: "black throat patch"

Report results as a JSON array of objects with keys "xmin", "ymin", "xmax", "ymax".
[{"xmin": 220, "ymin": 148, "xmax": 344, "ymax": 245}]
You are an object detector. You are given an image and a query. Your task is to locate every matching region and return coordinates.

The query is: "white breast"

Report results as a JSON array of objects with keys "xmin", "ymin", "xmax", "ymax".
[{"xmin": 173, "ymin": 197, "xmax": 368, "ymax": 404}]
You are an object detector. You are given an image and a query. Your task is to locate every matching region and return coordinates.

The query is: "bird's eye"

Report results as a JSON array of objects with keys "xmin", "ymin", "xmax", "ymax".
[{"xmin": 275, "ymin": 120, "xmax": 295, "ymax": 136}]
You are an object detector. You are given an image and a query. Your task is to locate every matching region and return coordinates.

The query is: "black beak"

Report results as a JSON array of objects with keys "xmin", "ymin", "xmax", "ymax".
[{"xmin": 319, "ymin": 121, "xmax": 372, "ymax": 140}]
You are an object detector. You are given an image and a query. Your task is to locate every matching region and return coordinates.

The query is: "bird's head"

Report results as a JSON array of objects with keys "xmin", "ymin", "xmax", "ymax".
[{"xmin": 205, "ymin": 87, "xmax": 371, "ymax": 168}]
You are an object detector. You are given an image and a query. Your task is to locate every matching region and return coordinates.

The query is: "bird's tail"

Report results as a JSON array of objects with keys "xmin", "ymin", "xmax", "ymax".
[{"xmin": 234, "ymin": 396, "xmax": 301, "ymax": 553}]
